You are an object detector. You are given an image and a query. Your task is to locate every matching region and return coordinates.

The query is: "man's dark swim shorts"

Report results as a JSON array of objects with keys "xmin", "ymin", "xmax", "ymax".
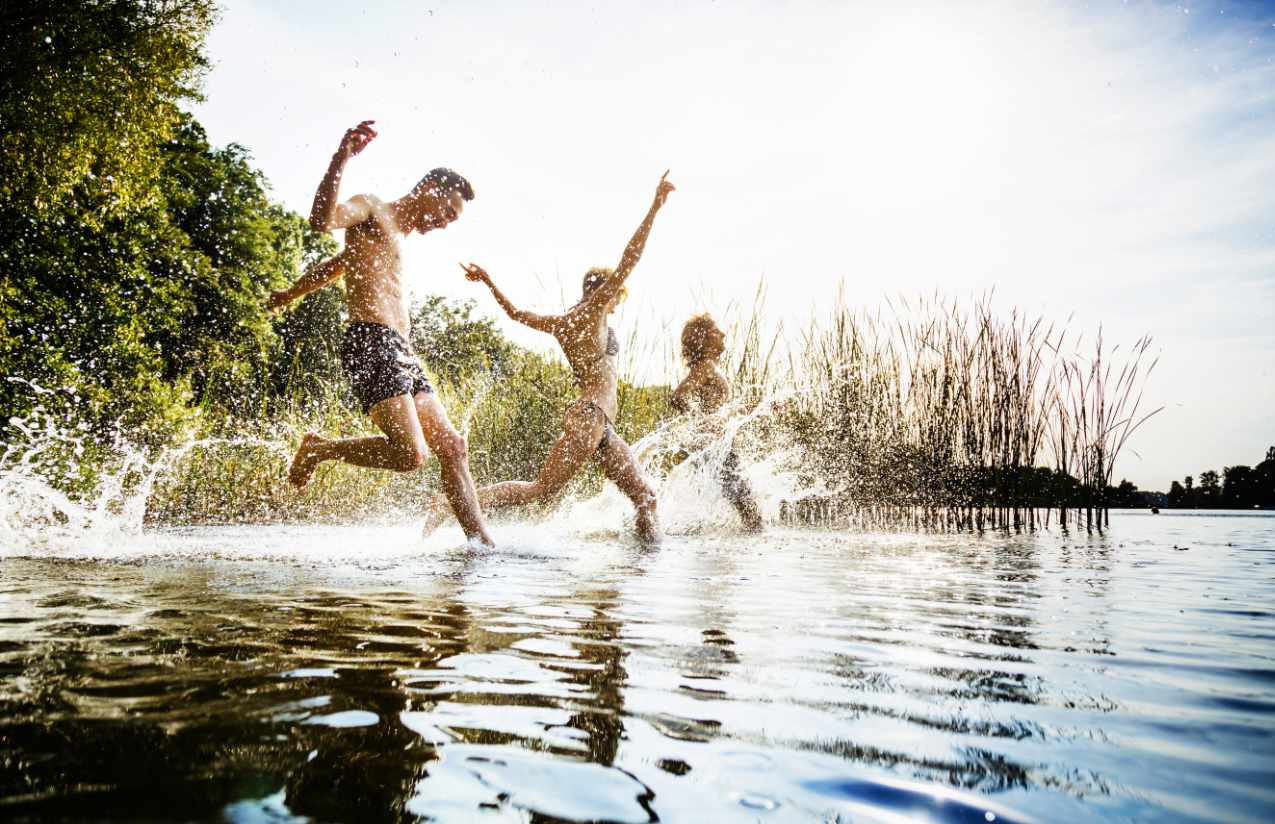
[{"xmin": 341, "ymin": 322, "xmax": 433, "ymax": 413}]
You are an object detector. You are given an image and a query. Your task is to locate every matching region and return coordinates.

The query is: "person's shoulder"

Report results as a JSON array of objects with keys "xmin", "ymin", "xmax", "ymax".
[
  {"xmin": 353, "ymin": 195, "xmax": 397, "ymax": 235},
  {"xmin": 352, "ymin": 193, "xmax": 388, "ymax": 217},
  {"xmin": 698, "ymin": 359, "xmax": 728, "ymax": 383}
]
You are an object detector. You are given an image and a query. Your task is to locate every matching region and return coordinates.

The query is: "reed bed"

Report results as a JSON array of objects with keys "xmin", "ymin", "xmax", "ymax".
[{"xmin": 755, "ymin": 292, "xmax": 1160, "ymax": 532}]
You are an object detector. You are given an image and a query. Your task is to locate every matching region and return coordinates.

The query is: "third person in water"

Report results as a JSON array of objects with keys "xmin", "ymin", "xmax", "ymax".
[
  {"xmin": 670, "ymin": 313, "xmax": 764, "ymax": 533},
  {"xmin": 423, "ymin": 172, "xmax": 676, "ymax": 544}
]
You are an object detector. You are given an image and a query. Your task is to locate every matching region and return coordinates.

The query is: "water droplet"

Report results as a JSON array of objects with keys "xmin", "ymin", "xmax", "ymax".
[{"xmin": 733, "ymin": 793, "xmax": 778, "ymax": 811}]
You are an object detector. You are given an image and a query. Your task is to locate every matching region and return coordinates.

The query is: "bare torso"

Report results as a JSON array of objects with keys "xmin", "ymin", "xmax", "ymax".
[
  {"xmin": 672, "ymin": 359, "xmax": 731, "ymax": 415},
  {"xmin": 342, "ymin": 195, "xmax": 410, "ymax": 336},
  {"xmin": 556, "ymin": 309, "xmax": 620, "ymax": 420}
]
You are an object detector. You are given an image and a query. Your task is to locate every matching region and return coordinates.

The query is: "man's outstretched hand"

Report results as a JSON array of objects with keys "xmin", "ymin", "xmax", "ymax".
[
  {"xmin": 460, "ymin": 262, "xmax": 490, "ymax": 284},
  {"xmin": 338, "ymin": 120, "xmax": 377, "ymax": 159},
  {"xmin": 654, "ymin": 170, "xmax": 676, "ymax": 207},
  {"xmin": 266, "ymin": 289, "xmax": 292, "ymax": 312}
]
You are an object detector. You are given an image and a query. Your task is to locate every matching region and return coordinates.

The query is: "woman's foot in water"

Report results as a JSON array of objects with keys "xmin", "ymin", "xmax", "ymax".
[
  {"xmin": 736, "ymin": 500, "xmax": 764, "ymax": 533},
  {"xmin": 288, "ymin": 433, "xmax": 328, "ymax": 489},
  {"xmin": 635, "ymin": 502, "xmax": 661, "ymax": 546}
]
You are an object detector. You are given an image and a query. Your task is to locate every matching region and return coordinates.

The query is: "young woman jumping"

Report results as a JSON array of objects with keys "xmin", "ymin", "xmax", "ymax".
[{"xmin": 423, "ymin": 171, "xmax": 676, "ymax": 543}]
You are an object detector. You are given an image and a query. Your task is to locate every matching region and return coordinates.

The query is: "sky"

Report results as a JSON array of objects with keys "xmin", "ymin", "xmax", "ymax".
[{"xmin": 191, "ymin": 0, "xmax": 1275, "ymax": 490}]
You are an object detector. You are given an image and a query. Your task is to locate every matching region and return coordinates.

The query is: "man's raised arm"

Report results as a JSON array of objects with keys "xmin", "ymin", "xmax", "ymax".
[{"xmin": 309, "ymin": 120, "xmax": 377, "ymax": 232}]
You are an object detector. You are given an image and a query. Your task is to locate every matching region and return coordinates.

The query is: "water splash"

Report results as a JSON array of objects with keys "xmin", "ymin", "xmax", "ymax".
[
  {"xmin": 0, "ymin": 401, "xmax": 277, "ymax": 557},
  {"xmin": 2, "ymin": 379, "xmax": 823, "ymax": 557},
  {"xmin": 561, "ymin": 387, "xmax": 823, "ymax": 536}
]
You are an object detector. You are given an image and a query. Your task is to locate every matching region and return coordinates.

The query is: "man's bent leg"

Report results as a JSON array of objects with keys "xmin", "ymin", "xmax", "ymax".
[
  {"xmin": 414, "ymin": 391, "xmax": 493, "ymax": 547},
  {"xmin": 422, "ymin": 404, "xmax": 600, "ymax": 535},
  {"xmin": 288, "ymin": 395, "xmax": 427, "ymax": 488}
]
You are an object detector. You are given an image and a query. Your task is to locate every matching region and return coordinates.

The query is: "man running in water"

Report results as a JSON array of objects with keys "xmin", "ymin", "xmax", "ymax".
[
  {"xmin": 670, "ymin": 313, "xmax": 764, "ymax": 532},
  {"xmin": 267, "ymin": 120, "xmax": 493, "ymax": 546}
]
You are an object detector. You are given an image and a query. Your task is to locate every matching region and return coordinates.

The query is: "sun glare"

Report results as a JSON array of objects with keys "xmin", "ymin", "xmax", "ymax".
[{"xmin": 842, "ymin": 16, "xmax": 1007, "ymax": 205}]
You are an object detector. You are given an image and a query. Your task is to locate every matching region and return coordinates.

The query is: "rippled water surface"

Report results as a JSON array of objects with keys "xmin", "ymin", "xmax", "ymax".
[{"xmin": 2, "ymin": 511, "xmax": 1273, "ymax": 822}]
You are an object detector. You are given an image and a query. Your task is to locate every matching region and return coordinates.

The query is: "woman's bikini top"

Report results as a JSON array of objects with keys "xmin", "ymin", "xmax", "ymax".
[{"xmin": 569, "ymin": 327, "xmax": 619, "ymax": 387}]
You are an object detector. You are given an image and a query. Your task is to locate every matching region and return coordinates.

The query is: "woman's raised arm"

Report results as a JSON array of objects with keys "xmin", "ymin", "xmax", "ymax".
[
  {"xmin": 586, "ymin": 171, "xmax": 676, "ymax": 309},
  {"xmin": 461, "ymin": 263, "xmax": 558, "ymax": 333}
]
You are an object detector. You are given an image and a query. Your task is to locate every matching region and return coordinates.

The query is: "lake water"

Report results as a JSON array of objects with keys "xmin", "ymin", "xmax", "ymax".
[{"xmin": 1, "ymin": 510, "xmax": 1273, "ymax": 822}]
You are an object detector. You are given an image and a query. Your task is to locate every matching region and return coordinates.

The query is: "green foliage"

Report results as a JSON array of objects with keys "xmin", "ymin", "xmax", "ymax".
[
  {"xmin": 1, "ymin": 0, "xmax": 212, "ymax": 432},
  {"xmin": 271, "ymin": 285, "xmax": 349, "ymax": 411},
  {"xmin": 0, "ymin": 108, "xmax": 336, "ymax": 436},
  {"xmin": 0, "ymin": 0, "xmax": 215, "ymax": 217},
  {"xmin": 409, "ymin": 296, "xmax": 518, "ymax": 385}
]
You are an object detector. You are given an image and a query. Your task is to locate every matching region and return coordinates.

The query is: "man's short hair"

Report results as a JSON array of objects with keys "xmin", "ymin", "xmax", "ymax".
[
  {"xmin": 418, "ymin": 167, "xmax": 474, "ymax": 201},
  {"xmin": 681, "ymin": 313, "xmax": 720, "ymax": 364}
]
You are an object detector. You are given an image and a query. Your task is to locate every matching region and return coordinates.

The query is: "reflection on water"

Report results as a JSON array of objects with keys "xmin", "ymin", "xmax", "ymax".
[{"xmin": 1, "ymin": 511, "xmax": 1273, "ymax": 822}]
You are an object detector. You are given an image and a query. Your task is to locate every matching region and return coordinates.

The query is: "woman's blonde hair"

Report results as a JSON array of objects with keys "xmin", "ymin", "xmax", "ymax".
[
  {"xmin": 582, "ymin": 267, "xmax": 626, "ymax": 304},
  {"xmin": 681, "ymin": 313, "xmax": 721, "ymax": 364}
]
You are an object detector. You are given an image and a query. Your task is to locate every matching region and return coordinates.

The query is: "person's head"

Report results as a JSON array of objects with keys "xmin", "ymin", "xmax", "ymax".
[
  {"xmin": 681, "ymin": 313, "xmax": 726, "ymax": 365},
  {"xmin": 581, "ymin": 266, "xmax": 626, "ymax": 313},
  {"xmin": 402, "ymin": 167, "xmax": 474, "ymax": 233}
]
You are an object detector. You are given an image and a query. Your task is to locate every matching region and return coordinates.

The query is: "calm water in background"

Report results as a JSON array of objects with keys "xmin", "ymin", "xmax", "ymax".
[{"xmin": 1, "ymin": 510, "xmax": 1272, "ymax": 823}]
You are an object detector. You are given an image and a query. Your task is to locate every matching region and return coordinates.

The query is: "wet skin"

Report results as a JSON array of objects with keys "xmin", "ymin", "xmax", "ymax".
[
  {"xmin": 268, "ymin": 120, "xmax": 491, "ymax": 546},
  {"xmin": 424, "ymin": 173, "xmax": 677, "ymax": 544}
]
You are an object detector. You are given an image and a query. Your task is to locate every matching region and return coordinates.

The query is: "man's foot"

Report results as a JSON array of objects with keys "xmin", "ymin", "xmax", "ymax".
[
  {"xmin": 288, "ymin": 433, "xmax": 327, "ymax": 489},
  {"xmin": 421, "ymin": 496, "xmax": 451, "ymax": 537}
]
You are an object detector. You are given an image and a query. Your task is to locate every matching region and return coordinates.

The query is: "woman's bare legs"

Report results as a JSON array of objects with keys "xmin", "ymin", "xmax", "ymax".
[
  {"xmin": 423, "ymin": 403, "xmax": 604, "ymax": 533},
  {"xmin": 597, "ymin": 433, "xmax": 660, "ymax": 544}
]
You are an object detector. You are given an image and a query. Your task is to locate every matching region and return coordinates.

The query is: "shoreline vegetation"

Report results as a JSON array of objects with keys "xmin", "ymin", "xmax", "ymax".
[{"xmin": 4, "ymin": 1, "xmax": 1267, "ymax": 538}]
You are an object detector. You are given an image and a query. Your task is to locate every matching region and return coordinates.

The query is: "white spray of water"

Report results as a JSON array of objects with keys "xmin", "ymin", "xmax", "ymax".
[
  {"xmin": 557, "ymin": 387, "xmax": 822, "ymax": 536},
  {"xmin": 0, "ymin": 396, "xmax": 281, "ymax": 557},
  {"xmin": 1, "ymin": 378, "xmax": 823, "ymax": 558}
]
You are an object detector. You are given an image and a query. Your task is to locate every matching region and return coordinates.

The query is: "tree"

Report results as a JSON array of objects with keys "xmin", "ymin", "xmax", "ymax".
[
  {"xmin": 1199, "ymin": 470, "xmax": 1220, "ymax": 508},
  {"xmin": 1257, "ymin": 451, "xmax": 1275, "ymax": 509},
  {"xmin": 1168, "ymin": 480, "xmax": 1186, "ymax": 508},
  {"xmin": 0, "ymin": 0, "xmax": 214, "ymax": 217},
  {"xmin": 1110, "ymin": 479, "xmax": 1139, "ymax": 508},
  {"xmin": 151, "ymin": 115, "xmax": 339, "ymax": 413},
  {"xmin": 1222, "ymin": 465, "xmax": 1254, "ymax": 508},
  {"xmin": 409, "ymin": 296, "xmax": 517, "ymax": 385},
  {"xmin": 1, "ymin": 107, "xmax": 334, "ymax": 433},
  {"xmin": 0, "ymin": 1, "xmax": 215, "ymax": 430}
]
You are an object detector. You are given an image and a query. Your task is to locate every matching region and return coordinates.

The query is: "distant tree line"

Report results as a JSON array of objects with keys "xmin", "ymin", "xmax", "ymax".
[{"xmin": 1163, "ymin": 447, "xmax": 1275, "ymax": 510}]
